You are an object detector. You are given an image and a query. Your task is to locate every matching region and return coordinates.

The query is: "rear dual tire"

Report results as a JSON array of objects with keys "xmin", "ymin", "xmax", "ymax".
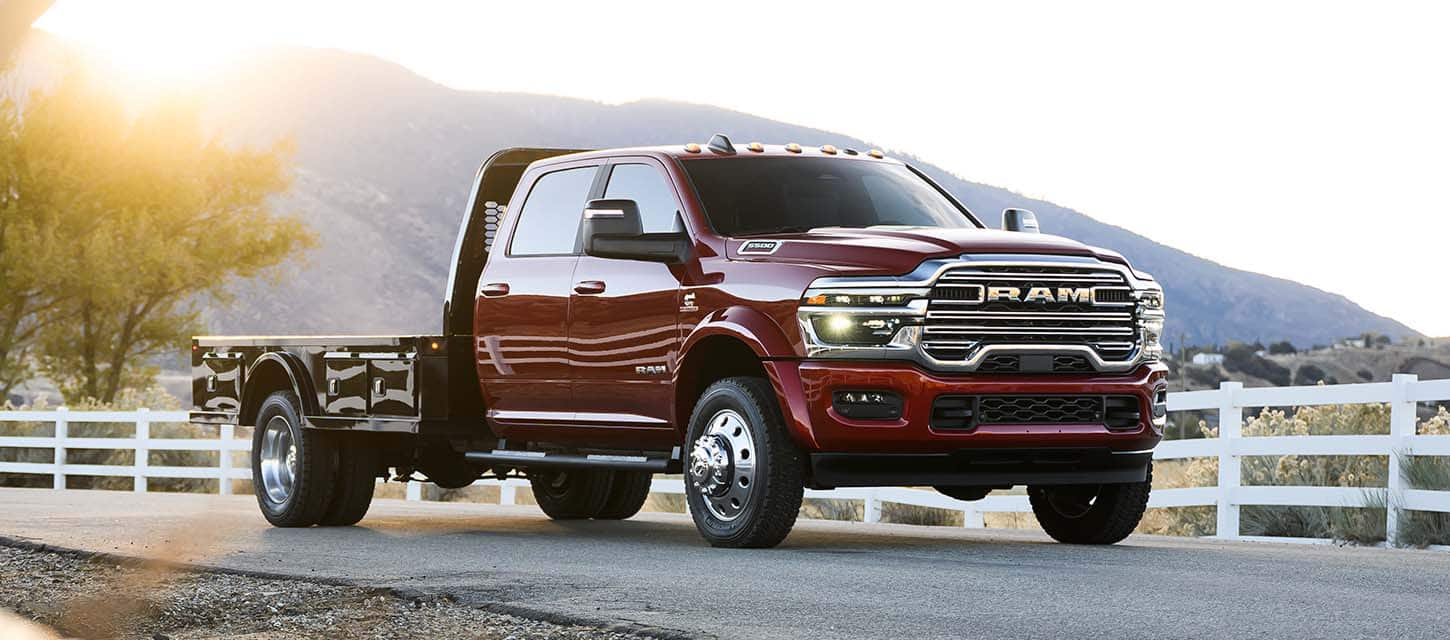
[
  {"xmin": 251, "ymin": 391, "xmax": 378, "ymax": 528},
  {"xmin": 529, "ymin": 469, "xmax": 653, "ymax": 520}
]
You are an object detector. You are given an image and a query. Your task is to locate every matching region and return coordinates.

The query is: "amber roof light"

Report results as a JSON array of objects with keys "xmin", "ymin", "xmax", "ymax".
[
  {"xmin": 785, "ymin": 143, "xmax": 802, "ymax": 153},
  {"xmin": 747, "ymin": 142, "xmax": 764, "ymax": 152},
  {"xmin": 684, "ymin": 143, "xmax": 702, "ymax": 153}
]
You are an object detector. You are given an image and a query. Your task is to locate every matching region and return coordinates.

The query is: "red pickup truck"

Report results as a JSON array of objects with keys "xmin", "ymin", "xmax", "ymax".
[{"xmin": 191, "ymin": 135, "xmax": 1168, "ymax": 548}]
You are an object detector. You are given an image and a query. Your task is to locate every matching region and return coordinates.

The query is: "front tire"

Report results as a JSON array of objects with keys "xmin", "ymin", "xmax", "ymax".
[
  {"xmin": 1028, "ymin": 463, "xmax": 1153, "ymax": 545},
  {"xmin": 684, "ymin": 377, "xmax": 805, "ymax": 548},
  {"xmin": 251, "ymin": 391, "xmax": 335, "ymax": 527}
]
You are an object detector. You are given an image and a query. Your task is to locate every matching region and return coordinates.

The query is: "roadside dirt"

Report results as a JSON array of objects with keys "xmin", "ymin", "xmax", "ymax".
[{"xmin": 0, "ymin": 544, "xmax": 639, "ymax": 639}]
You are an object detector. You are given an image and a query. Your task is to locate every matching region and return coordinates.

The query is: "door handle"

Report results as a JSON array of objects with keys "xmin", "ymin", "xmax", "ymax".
[
  {"xmin": 574, "ymin": 280, "xmax": 606, "ymax": 295},
  {"xmin": 481, "ymin": 282, "xmax": 510, "ymax": 297}
]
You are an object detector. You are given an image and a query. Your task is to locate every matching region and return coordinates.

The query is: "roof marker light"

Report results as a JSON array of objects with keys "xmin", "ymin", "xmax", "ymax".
[
  {"xmin": 868, "ymin": 148, "xmax": 885, "ymax": 158},
  {"xmin": 747, "ymin": 142, "xmax": 764, "ymax": 152},
  {"xmin": 684, "ymin": 143, "xmax": 702, "ymax": 153},
  {"xmin": 843, "ymin": 148, "xmax": 859, "ymax": 155},
  {"xmin": 821, "ymin": 144, "xmax": 838, "ymax": 155},
  {"xmin": 785, "ymin": 143, "xmax": 802, "ymax": 153}
]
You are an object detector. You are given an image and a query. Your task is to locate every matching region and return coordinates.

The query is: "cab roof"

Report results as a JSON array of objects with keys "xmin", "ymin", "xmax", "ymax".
[{"xmin": 532, "ymin": 134, "xmax": 901, "ymax": 167}]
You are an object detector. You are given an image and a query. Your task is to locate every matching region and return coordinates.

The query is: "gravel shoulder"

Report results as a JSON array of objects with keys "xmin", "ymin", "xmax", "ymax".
[{"xmin": 0, "ymin": 543, "xmax": 638, "ymax": 640}]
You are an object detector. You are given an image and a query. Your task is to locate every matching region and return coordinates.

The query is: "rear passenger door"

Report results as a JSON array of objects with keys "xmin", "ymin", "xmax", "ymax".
[
  {"xmin": 567, "ymin": 159, "xmax": 684, "ymax": 445},
  {"xmin": 474, "ymin": 161, "xmax": 599, "ymax": 432}
]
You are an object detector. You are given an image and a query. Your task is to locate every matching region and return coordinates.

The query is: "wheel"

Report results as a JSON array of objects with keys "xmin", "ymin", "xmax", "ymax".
[
  {"xmin": 251, "ymin": 391, "xmax": 335, "ymax": 527},
  {"xmin": 529, "ymin": 469, "xmax": 614, "ymax": 519},
  {"xmin": 595, "ymin": 471, "xmax": 653, "ymax": 520},
  {"xmin": 1028, "ymin": 463, "xmax": 1152, "ymax": 544},
  {"xmin": 934, "ymin": 486, "xmax": 992, "ymax": 502},
  {"xmin": 318, "ymin": 435, "xmax": 378, "ymax": 526},
  {"xmin": 684, "ymin": 377, "xmax": 805, "ymax": 548}
]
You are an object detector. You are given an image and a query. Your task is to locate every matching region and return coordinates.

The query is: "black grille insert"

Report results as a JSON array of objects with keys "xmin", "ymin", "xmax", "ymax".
[
  {"xmin": 931, "ymin": 395, "xmax": 1144, "ymax": 431},
  {"xmin": 980, "ymin": 396, "xmax": 1102, "ymax": 424}
]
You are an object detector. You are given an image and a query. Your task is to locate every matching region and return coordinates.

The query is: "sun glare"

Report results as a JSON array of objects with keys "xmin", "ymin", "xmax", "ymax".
[{"xmin": 34, "ymin": 1, "xmax": 272, "ymax": 81}]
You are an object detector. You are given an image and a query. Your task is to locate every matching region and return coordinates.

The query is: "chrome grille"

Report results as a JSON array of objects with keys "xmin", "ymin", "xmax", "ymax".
[{"xmin": 922, "ymin": 265, "xmax": 1139, "ymax": 367}]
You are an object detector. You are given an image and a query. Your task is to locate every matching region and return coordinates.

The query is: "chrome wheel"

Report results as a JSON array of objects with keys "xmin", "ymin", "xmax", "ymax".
[
  {"xmin": 259, "ymin": 415, "xmax": 298, "ymax": 504},
  {"xmin": 688, "ymin": 409, "xmax": 756, "ymax": 521}
]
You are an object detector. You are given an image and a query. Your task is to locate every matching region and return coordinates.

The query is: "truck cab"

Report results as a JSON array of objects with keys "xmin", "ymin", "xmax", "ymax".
[{"xmin": 193, "ymin": 135, "xmax": 1168, "ymax": 548}]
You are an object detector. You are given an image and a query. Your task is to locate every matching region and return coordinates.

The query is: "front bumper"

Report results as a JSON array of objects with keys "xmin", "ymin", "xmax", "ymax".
[
  {"xmin": 810, "ymin": 448, "xmax": 1153, "ymax": 488},
  {"xmin": 766, "ymin": 359, "xmax": 1168, "ymax": 455}
]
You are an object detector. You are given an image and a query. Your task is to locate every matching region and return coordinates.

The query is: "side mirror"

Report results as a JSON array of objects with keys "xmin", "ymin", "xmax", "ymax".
[
  {"xmin": 582, "ymin": 199, "xmax": 690, "ymax": 263},
  {"xmin": 1002, "ymin": 208, "xmax": 1040, "ymax": 233}
]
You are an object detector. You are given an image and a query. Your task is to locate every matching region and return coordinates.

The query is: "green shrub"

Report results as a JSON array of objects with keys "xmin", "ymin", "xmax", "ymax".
[
  {"xmin": 801, "ymin": 498, "xmax": 861, "ymax": 522},
  {"xmin": 1397, "ymin": 510, "xmax": 1450, "ymax": 548},
  {"xmin": 880, "ymin": 502, "xmax": 961, "ymax": 527}
]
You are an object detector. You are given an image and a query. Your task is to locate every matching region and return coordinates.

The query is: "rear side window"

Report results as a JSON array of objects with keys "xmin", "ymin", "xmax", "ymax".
[
  {"xmin": 603, "ymin": 163, "xmax": 681, "ymax": 233},
  {"xmin": 509, "ymin": 166, "xmax": 597, "ymax": 256}
]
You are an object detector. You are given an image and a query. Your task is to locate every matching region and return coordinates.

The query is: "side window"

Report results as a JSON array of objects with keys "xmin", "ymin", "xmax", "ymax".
[
  {"xmin": 509, "ymin": 166, "xmax": 597, "ymax": 256},
  {"xmin": 603, "ymin": 163, "xmax": 682, "ymax": 233}
]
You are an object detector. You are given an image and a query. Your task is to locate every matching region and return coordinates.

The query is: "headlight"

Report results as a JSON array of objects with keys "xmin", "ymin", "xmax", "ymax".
[
  {"xmin": 809, "ymin": 315, "xmax": 907, "ymax": 345},
  {"xmin": 1138, "ymin": 289, "xmax": 1165, "ymax": 361},
  {"xmin": 798, "ymin": 288, "xmax": 927, "ymax": 354},
  {"xmin": 803, "ymin": 292, "xmax": 918, "ymax": 307}
]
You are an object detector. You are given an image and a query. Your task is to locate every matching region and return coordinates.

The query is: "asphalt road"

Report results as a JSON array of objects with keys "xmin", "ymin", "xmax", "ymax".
[{"xmin": 1, "ymin": 488, "xmax": 1447, "ymax": 639}]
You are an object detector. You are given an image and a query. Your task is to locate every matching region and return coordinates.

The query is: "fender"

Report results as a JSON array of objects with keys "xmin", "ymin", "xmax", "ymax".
[
  {"xmin": 679, "ymin": 305, "xmax": 796, "ymax": 360},
  {"xmin": 679, "ymin": 306, "xmax": 820, "ymax": 449},
  {"xmin": 241, "ymin": 351, "xmax": 321, "ymax": 425}
]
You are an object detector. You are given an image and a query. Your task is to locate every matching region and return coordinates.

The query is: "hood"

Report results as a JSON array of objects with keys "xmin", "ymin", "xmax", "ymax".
[{"xmin": 727, "ymin": 227, "xmax": 1134, "ymax": 275}]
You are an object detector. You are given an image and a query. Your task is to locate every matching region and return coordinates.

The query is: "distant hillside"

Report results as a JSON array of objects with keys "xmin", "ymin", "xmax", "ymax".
[
  {"xmin": 1167, "ymin": 339, "xmax": 1450, "ymax": 392},
  {"xmin": 19, "ymin": 35, "xmax": 1422, "ymax": 346}
]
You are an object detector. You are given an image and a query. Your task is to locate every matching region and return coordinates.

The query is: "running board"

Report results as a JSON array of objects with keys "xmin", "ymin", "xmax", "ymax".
[{"xmin": 464, "ymin": 448, "xmax": 677, "ymax": 473}]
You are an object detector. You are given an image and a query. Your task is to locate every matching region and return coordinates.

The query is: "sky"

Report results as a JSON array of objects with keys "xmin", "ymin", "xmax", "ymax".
[{"xmin": 33, "ymin": 0, "xmax": 1450, "ymax": 336}]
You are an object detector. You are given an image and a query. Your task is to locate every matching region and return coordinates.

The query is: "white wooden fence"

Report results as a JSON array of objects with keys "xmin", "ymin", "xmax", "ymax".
[{"xmin": 3, "ymin": 374, "xmax": 1449, "ymax": 546}]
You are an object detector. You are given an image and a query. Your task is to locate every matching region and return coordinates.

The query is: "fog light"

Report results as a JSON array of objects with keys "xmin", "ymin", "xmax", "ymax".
[{"xmin": 832, "ymin": 390, "xmax": 903, "ymax": 420}]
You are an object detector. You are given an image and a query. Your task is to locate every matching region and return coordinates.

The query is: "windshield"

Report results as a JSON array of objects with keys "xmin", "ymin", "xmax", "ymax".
[{"xmin": 681, "ymin": 156, "xmax": 978, "ymax": 237}]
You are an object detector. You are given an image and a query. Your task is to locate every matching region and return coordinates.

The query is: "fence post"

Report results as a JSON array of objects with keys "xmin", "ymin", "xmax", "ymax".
[
  {"xmin": 962, "ymin": 503, "xmax": 984, "ymax": 528},
  {"xmin": 53, "ymin": 407, "xmax": 68, "ymax": 490},
  {"xmin": 406, "ymin": 480, "xmax": 422, "ymax": 501},
  {"xmin": 218, "ymin": 424, "xmax": 235, "ymax": 495},
  {"xmin": 1216, "ymin": 382, "xmax": 1243, "ymax": 539},
  {"xmin": 864, "ymin": 491, "xmax": 882, "ymax": 523},
  {"xmin": 1386, "ymin": 373, "xmax": 1417, "ymax": 546},
  {"xmin": 134, "ymin": 408, "xmax": 150, "ymax": 493},
  {"xmin": 500, "ymin": 481, "xmax": 517, "ymax": 506}
]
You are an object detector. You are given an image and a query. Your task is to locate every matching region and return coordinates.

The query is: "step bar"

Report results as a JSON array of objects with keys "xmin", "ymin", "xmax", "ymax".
[{"xmin": 464, "ymin": 448, "xmax": 679, "ymax": 473}]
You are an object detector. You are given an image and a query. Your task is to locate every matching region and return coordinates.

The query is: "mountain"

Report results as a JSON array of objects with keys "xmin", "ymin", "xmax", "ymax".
[{"xmin": 18, "ymin": 36, "xmax": 1422, "ymax": 346}]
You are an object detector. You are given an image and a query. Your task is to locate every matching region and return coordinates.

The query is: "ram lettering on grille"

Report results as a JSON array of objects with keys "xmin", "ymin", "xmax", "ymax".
[{"xmin": 922, "ymin": 265, "xmax": 1139, "ymax": 369}]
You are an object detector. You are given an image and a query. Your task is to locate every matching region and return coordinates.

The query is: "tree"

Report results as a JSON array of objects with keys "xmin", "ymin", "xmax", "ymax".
[
  {"xmin": 2, "ymin": 69, "xmax": 315, "ymax": 403},
  {"xmin": 1267, "ymin": 340, "xmax": 1297, "ymax": 355}
]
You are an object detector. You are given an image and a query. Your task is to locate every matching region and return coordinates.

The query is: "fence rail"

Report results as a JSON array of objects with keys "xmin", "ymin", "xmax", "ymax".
[{"xmin": 3, "ymin": 375, "xmax": 1448, "ymax": 547}]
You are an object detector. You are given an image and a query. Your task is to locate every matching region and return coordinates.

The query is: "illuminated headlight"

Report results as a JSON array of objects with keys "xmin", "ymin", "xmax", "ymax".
[
  {"xmin": 1138, "ymin": 289, "xmax": 1165, "ymax": 361},
  {"xmin": 809, "ymin": 314, "xmax": 906, "ymax": 345},
  {"xmin": 798, "ymin": 287, "xmax": 927, "ymax": 355}
]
